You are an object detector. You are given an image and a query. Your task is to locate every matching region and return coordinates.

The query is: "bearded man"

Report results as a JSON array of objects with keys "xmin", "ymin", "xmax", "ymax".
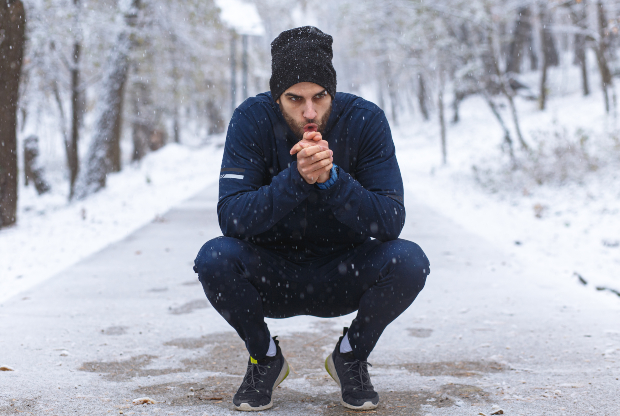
[{"xmin": 193, "ymin": 26, "xmax": 430, "ymax": 412}]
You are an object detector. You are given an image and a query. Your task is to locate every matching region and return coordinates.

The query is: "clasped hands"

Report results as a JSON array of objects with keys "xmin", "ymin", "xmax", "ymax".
[{"xmin": 289, "ymin": 131, "xmax": 333, "ymax": 184}]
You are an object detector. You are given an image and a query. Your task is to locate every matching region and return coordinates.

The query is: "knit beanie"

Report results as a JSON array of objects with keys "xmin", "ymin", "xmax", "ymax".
[{"xmin": 269, "ymin": 26, "xmax": 337, "ymax": 102}]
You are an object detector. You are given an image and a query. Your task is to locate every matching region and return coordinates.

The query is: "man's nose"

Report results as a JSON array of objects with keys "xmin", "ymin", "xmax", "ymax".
[{"xmin": 302, "ymin": 100, "xmax": 317, "ymax": 120}]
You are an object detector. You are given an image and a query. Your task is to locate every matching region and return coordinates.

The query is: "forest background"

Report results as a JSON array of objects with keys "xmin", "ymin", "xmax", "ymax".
[{"xmin": 1, "ymin": 0, "xmax": 619, "ymax": 303}]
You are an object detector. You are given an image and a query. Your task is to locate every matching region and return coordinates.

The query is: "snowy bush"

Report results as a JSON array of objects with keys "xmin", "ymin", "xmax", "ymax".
[{"xmin": 472, "ymin": 127, "xmax": 620, "ymax": 191}]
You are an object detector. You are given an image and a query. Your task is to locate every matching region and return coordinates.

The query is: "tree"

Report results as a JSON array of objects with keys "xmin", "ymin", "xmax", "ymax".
[
  {"xmin": 0, "ymin": 0, "xmax": 26, "ymax": 228},
  {"xmin": 567, "ymin": 0, "xmax": 590, "ymax": 97},
  {"xmin": 73, "ymin": 0, "xmax": 138, "ymax": 199},
  {"xmin": 538, "ymin": 2, "xmax": 551, "ymax": 110},
  {"xmin": 594, "ymin": 0, "xmax": 613, "ymax": 113},
  {"xmin": 67, "ymin": 0, "xmax": 83, "ymax": 198},
  {"xmin": 506, "ymin": 6, "xmax": 534, "ymax": 74}
]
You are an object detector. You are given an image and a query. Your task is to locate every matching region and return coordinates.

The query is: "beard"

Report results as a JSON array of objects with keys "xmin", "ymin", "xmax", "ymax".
[{"xmin": 282, "ymin": 103, "xmax": 332, "ymax": 141}]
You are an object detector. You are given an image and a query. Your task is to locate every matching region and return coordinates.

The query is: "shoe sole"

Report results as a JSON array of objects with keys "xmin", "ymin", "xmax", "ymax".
[
  {"xmin": 325, "ymin": 353, "xmax": 378, "ymax": 411},
  {"xmin": 234, "ymin": 358, "xmax": 290, "ymax": 412}
]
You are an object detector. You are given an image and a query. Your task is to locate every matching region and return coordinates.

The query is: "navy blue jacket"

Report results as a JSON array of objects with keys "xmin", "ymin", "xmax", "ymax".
[{"xmin": 217, "ymin": 91, "xmax": 405, "ymax": 260}]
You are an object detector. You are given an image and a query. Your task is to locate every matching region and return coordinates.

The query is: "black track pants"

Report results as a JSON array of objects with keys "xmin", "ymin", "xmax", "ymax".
[{"xmin": 193, "ymin": 237, "xmax": 429, "ymax": 361}]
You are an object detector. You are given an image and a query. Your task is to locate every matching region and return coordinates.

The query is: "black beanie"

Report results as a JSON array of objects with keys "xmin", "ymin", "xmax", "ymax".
[{"xmin": 269, "ymin": 26, "xmax": 337, "ymax": 102}]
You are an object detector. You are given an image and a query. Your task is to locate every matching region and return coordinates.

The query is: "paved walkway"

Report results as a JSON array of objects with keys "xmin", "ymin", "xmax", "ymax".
[{"xmin": 1, "ymin": 184, "xmax": 619, "ymax": 416}]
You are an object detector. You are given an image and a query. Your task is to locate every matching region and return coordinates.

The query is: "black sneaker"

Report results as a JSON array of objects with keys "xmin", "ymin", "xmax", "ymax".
[
  {"xmin": 325, "ymin": 327, "xmax": 379, "ymax": 410},
  {"xmin": 233, "ymin": 337, "xmax": 289, "ymax": 411}
]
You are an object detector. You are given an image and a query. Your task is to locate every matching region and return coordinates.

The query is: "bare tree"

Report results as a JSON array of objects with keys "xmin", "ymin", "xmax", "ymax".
[
  {"xmin": 594, "ymin": 0, "xmax": 613, "ymax": 113},
  {"xmin": 130, "ymin": 80, "xmax": 152, "ymax": 161},
  {"xmin": 538, "ymin": 2, "xmax": 551, "ymax": 110},
  {"xmin": 129, "ymin": 4, "xmax": 157, "ymax": 162},
  {"xmin": 438, "ymin": 65, "xmax": 447, "ymax": 165},
  {"xmin": 566, "ymin": 0, "xmax": 590, "ymax": 97},
  {"xmin": 74, "ymin": 0, "xmax": 139, "ymax": 199},
  {"xmin": 506, "ymin": 7, "xmax": 533, "ymax": 74},
  {"xmin": 23, "ymin": 135, "xmax": 51, "ymax": 195},
  {"xmin": 206, "ymin": 98, "xmax": 226, "ymax": 135},
  {"xmin": 67, "ymin": 0, "xmax": 83, "ymax": 199},
  {"xmin": 0, "ymin": 0, "xmax": 26, "ymax": 228},
  {"xmin": 417, "ymin": 73, "xmax": 430, "ymax": 121},
  {"xmin": 486, "ymin": 22, "xmax": 529, "ymax": 151}
]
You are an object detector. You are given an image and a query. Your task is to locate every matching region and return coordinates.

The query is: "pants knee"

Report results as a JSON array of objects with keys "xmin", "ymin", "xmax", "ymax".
[
  {"xmin": 385, "ymin": 239, "xmax": 430, "ymax": 294},
  {"xmin": 194, "ymin": 236, "xmax": 247, "ymax": 291}
]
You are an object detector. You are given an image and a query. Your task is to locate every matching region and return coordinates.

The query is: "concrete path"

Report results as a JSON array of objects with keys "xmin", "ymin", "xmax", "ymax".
[{"xmin": 1, "ymin": 184, "xmax": 619, "ymax": 416}]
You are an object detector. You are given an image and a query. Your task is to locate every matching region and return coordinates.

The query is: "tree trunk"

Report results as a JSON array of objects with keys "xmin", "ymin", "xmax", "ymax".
[
  {"xmin": 595, "ymin": 1, "xmax": 612, "ymax": 113},
  {"xmin": 438, "ymin": 68, "xmax": 447, "ymax": 165},
  {"xmin": 506, "ymin": 7, "xmax": 533, "ymax": 74},
  {"xmin": 541, "ymin": 9, "xmax": 559, "ymax": 67},
  {"xmin": 68, "ymin": 40, "xmax": 81, "ymax": 198},
  {"xmin": 506, "ymin": 93, "xmax": 527, "ymax": 151},
  {"xmin": 452, "ymin": 90, "xmax": 466, "ymax": 124},
  {"xmin": 482, "ymin": 92, "xmax": 515, "ymax": 162},
  {"xmin": 569, "ymin": 0, "xmax": 590, "ymax": 96},
  {"xmin": 0, "ymin": 0, "xmax": 25, "ymax": 228},
  {"xmin": 131, "ymin": 81, "xmax": 150, "ymax": 162},
  {"xmin": 486, "ymin": 27, "xmax": 530, "ymax": 151},
  {"xmin": 539, "ymin": 5, "xmax": 550, "ymax": 110},
  {"xmin": 579, "ymin": 47, "xmax": 590, "ymax": 97},
  {"xmin": 417, "ymin": 74, "xmax": 430, "ymax": 121},
  {"xmin": 67, "ymin": 0, "xmax": 82, "ymax": 199},
  {"xmin": 206, "ymin": 99, "xmax": 225, "ymax": 135},
  {"xmin": 171, "ymin": 43, "xmax": 181, "ymax": 144},
  {"xmin": 107, "ymin": 76, "xmax": 126, "ymax": 173},
  {"xmin": 173, "ymin": 114, "xmax": 180, "ymax": 143},
  {"xmin": 389, "ymin": 81, "xmax": 399, "ymax": 126},
  {"xmin": 73, "ymin": 1, "xmax": 138, "ymax": 199},
  {"xmin": 130, "ymin": 0, "xmax": 157, "ymax": 161},
  {"xmin": 23, "ymin": 135, "xmax": 51, "ymax": 195},
  {"xmin": 529, "ymin": 41, "xmax": 539, "ymax": 71},
  {"xmin": 539, "ymin": 53, "xmax": 549, "ymax": 110},
  {"xmin": 230, "ymin": 31, "xmax": 237, "ymax": 116}
]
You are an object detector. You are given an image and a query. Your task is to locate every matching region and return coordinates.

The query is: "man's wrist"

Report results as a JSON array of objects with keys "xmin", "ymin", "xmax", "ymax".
[{"xmin": 315, "ymin": 164, "xmax": 339, "ymax": 189}]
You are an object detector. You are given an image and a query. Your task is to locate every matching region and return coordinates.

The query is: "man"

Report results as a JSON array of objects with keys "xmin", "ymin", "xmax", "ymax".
[{"xmin": 194, "ymin": 26, "xmax": 429, "ymax": 411}]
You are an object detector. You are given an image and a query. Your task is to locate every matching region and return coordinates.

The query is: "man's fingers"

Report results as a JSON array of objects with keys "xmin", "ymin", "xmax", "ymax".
[
  {"xmin": 302, "ymin": 131, "xmax": 322, "ymax": 142},
  {"xmin": 300, "ymin": 160, "xmax": 333, "ymax": 184},
  {"xmin": 308, "ymin": 149, "xmax": 332, "ymax": 163},
  {"xmin": 290, "ymin": 142, "xmax": 310, "ymax": 155},
  {"xmin": 308, "ymin": 162, "xmax": 333, "ymax": 177},
  {"xmin": 291, "ymin": 136, "xmax": 330, "ymax": 155},
  {"xmin": 290, "ymin": 141, "xmax": 314, "ymax": 155},
  {"xmin": 298, "ymin": 145, "xmax": 331, "ymax": 159},
  {"xmin": 302, "ymin": 131, "xmax": 316, "ymax": 141},
  {"xmin": 301, "ymin": 157, "xmax": 333, "ymax": 174}
]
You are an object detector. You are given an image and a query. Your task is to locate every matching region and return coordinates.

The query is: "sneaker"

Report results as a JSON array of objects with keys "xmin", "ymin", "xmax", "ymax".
[
  {"xmin": 233, "ymin": 337, "xmax": 290, "ymax": 411},
  {"xmin": 325, "ymin": 327, "xmax": 379, "ymax": 410}
]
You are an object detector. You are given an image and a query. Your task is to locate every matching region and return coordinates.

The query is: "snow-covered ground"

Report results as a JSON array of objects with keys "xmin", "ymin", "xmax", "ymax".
[
  {"xmin": 2, "ymin": 63, "xmax": 619, "ymax": 306},
  {"xmin": 0, "ymin": 140, "xmax": 225, "ymax": 304}
]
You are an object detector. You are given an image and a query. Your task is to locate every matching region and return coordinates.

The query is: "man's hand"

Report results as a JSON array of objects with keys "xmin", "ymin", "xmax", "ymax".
[{"xmin": 290, "ymin": 131, "xmax": 333, "ymax": 184}]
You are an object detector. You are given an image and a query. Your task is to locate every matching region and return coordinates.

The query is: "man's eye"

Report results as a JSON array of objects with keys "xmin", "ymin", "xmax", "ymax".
[{"xmin": 315, "ymin": 93, "xmax": 326, "ymax": 99}]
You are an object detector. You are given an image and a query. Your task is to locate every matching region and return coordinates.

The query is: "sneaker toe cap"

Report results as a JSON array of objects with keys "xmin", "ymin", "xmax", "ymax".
[
  {"xmin": 343, "ymin": 390, "xmax": 379, "ymax": 406},
  {"xmin": 233, "ymin": 393, "xmax": 271, "ymax": 408}
]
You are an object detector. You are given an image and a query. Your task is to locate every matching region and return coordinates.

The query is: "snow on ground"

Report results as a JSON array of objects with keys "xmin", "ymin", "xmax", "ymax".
[
  {"xmin": 394, "ymin": 65, "xmax": 620, "ymax": 302},
  {"xmin": 0, "ymin": 139, "xmax": 225, "ymax": 304}
]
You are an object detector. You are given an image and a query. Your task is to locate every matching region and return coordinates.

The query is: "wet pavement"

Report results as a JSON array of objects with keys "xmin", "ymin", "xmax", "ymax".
[{"xmin": 1, "ymin": 184, "xmax": 619, "ymax": 415}]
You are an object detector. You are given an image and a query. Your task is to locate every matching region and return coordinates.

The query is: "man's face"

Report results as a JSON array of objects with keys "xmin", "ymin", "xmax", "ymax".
[{"xmin": 277, "ymin": 82, "xmax": 332, "ymax": 140}]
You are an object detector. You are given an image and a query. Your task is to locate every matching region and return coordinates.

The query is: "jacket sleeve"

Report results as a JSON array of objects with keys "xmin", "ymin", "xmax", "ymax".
[
  {"xmin": 217, "ymin": 109, "xmax": 313, "ymax": 238},
  {"xmin": 317, "ymin": 110, "xmax": 405, "ymax": 241}
]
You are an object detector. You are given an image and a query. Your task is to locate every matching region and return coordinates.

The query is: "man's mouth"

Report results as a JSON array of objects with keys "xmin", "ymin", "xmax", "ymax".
[{"xmin": 303, "ymin": 123, "xmax": 318, "ymax": 133}]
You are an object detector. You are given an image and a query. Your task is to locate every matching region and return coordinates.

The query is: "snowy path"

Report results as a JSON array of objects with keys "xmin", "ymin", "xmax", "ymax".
[{"xmin": 1, "ymin": 184, "xmax": 619, "ymax": 416}]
